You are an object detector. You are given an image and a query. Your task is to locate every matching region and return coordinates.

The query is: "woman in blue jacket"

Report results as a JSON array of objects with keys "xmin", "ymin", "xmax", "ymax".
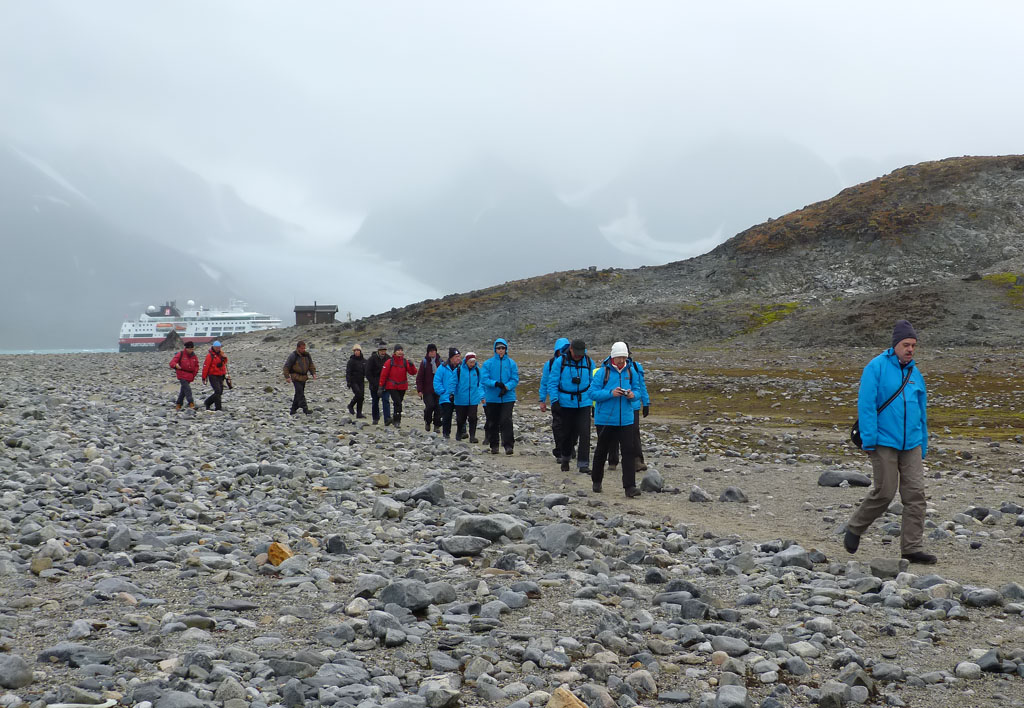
[
  {"xmin": 481, "ymin": 338, "xmax": 519, "ymax": 454},
  {"xmin": 845, "ymin": 320, "xmax": 934, "ymax": 565},
  {"xmin": 432, "ymin": 348, "xmax": 461, "ymax": 439},
  {"xmin": 589, "ymin": 341, "xmax": 643, "ymax": 497},
  {"xmin": 451, "ymin": 352, "xmax": 485, "ymax": 442}
]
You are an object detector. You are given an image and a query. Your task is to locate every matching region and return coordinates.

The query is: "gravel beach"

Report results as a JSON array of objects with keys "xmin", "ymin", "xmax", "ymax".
[{"xmin": 1, "ymin": 344, "xmax": 1022, "ymax": 708}]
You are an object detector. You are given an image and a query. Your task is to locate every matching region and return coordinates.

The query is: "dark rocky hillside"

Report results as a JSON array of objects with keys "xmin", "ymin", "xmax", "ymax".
[{"xmin": 300, "ymin": 156, "xmax": 1024, "ymax": 351}]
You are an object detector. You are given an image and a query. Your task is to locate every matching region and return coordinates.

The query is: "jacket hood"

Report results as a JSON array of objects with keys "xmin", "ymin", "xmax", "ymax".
[
  {"xmin": 553, "ymin": 337, "xmax": 570, "ymax": 354},
  {"xmin": 494, "ymin": 338, "xmax": 509, "ymax": 353}
]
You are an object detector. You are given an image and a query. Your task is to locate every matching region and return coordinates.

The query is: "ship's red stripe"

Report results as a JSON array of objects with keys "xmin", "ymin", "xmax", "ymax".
[{"xmin": 119, "ymin": 336, "xmax": 217, "ymax": 344}]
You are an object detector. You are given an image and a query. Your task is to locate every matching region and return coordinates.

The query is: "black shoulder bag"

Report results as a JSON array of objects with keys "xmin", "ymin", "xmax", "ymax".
[{"xmin": 850, "ymin": 368, "xmax": 911, "ymax": 448}]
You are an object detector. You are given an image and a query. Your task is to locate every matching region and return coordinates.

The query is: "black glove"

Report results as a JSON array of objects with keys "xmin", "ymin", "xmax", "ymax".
[
  {"xmin": 551, "ymin": 401, "xmax": 561, "ymax": 413},
  {"xmin": 449, "ymin": 394, "xmax": 455, "ymax": 403},
  {"xmin": 643, "ymin": 405, "xmax": 649, "ymax": 418},
  {"xmin": 497, "ymin": 382, "xmax": 507, "ymax": 394}
]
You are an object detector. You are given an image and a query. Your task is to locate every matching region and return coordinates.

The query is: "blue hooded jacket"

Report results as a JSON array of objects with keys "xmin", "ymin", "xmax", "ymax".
[
  {"xmin": 628, "ymin": 359, "xmax": 651, "ymax": 411},
  {"xmin": 857, "ymin": 348, "xmax": 928, "ymax": 457},
  {"xmin": 433, "ymin": 362, "xmax": 458, "ymax": 403},
  {"xmin": 539, "ymin": 337, "xmax": 570, "ymax": 403},
  {"xmin": 548, "ymin": 348, "xmax": 595, "ymax": 408},
  {"xmin": 450, "ymin": 360, "xmax": 485, "ymax": 405},
  {"xmin": 589, "ymin": 359, "xmax": 642, "ymax": 427},
  {"xmin": 481, "ymin": 338, "xmax": 519, "ymax": 403}
]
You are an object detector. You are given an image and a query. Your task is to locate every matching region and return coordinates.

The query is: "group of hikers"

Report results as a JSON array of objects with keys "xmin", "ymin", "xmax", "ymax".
[{"xmin": 168, "ymin": 319, "xmax": 936, "ymax": 564}]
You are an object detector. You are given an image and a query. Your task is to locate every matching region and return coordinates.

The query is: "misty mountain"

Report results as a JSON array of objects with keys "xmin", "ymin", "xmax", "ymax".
[
  {"xmin": 354, "ymin": 159, "xmax": 641, "ymax": 291},
  {"xmin": 582, "ymin": 136, "xmax": 844, "ymax": 255},
  {"xmin": 0, "ymin": 144, "xmax": 235, "ymax": 349}
]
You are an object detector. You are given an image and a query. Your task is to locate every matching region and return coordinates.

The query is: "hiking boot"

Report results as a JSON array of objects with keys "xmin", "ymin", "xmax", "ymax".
[
  {"xmin": 373, "ymin": 418, "xmax": 380, "ymax": 424},
  {"xmin": 843, "ymin": 530, "xmax": 861, "ymax": 554},
  {"xmin": 609, "ymin": 460, "xmax": 619, "ymax": 469},
  {"xmin": 347, "ymin": 404, "xmax": 355, "ymax": 415},
  {"xmin": 356, "ymin": 414, "xmax": 366, "ymax": 419},
  {"xmin": 469, "ymin": 437, "xmax": 478, "ymax": 444},
  {"xmin": 175, "ymin": 404, "xmax": 182, "ymax": 410},
  {"xmin": 902, "ymin": 551, "xmax": 937, "ymax": 565},
  {"xmin": 578, "ymin": 467, "xmax": 591, "ymax": 475},
  {"xmin": 425, "ymin": 421, "xmax": 431, "ymax": 431},
  {"xmin": 490, "ymin": 447, "xmax": 499, "ymax": 455},
  {"xmin": 635, "ymin": 458, "xmax": 648, "ymax": 471},
  {"xmin": 560, "ymin": 460, "xmax": 570, "ymax": 472},
  {"xmin": 625, "ymin": 487, "xmax": 642, "ymax": 498},
  {"xmin": 434, "ymin": 425, "xmax": 441, "ymax": 433},
  {"xmin": 592, "ymin": 481, "xmax": 602, "ymax": 493},
  {"xmin": 505, "ymin": 448, "xmax": 514, "ymax": 456},
  {"xmin": 384, "ymin": 418, "xmax": 393, "ymax": 427},
  {"xmin": 188, "ymin": 403, "xmax": 195, "ymax": 409}
]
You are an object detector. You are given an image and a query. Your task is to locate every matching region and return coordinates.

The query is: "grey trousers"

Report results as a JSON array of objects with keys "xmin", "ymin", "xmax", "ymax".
[{"xmin": 847, "ymin": 445, "xmax": 926, "ymax": 553}]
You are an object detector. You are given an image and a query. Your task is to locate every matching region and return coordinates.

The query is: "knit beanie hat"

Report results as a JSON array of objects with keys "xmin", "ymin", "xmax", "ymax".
[
  {"xmin": 393, "ymin": 344, "xmax": 404, "ymax": 353},
  {"xmin": 426, "ymin": 343, "xmax": 437, "ymax": 354},
  {"xmin": 465, "ymin": 352, "xmax": 477, "ymax": 361},
  {"xmin": 891, "ymin": 320, "xmax": 918, "ymax": 348},
  {"xmin": 353, "ymin": 344, "xmax": 362, "ymax": 353},
  {"xmin": 448, "ymin": 347, "xmax": 460, "ymax": 359},
  {"xmin": 610, "ymin": 341, "xmax": 629, "ymax": 358}
]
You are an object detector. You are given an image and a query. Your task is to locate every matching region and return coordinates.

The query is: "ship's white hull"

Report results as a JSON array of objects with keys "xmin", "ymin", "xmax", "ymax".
[{"xmin": 118, "ymin": 301, "xmax": 283, "ymax": 352}]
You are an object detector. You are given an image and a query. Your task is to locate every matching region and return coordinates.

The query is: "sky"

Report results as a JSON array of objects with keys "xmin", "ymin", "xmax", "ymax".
[{"xmin": 2, "ymin": 1, "xmax": 1023, "ymax": 300}]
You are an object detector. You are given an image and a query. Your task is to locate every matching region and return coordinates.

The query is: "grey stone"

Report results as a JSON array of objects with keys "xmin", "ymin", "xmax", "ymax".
[
  {"xmin": 1000, "ymin": 582, "xmax": 1024, "ymax": 601},
  {"xmin": 955, "ymin": 662, "xmax": 982, "ymax": 679},
  {"xmin": 963, "ymin": 588, "xmax": 1003, "ymax": 607},
  {"xmin": 714, "ymin": 685, "xmax": 751, "ymax": 708},
  {"xmin": 690, "ymin": 485, "xmax": 713, "ymax": 502},
  {"xmin": 871, "ymin": 662, "xmax": 904, "ymax": 682},
  {"xmin": 380, "ymin": 579, "xmax": 432, "ymax": 611},
  {"xmin": 773, "ymin": 545, "xmax": 812, "ymax": 569},
  {"xmin": 659, "ymin": 690, "xmax": 692, "ymax": 704},
  {"xmin": 37, "ymin": 642, "xmax": 112, "ymax": 667},
  {"xmin": 640, "ymin": 468, "xmax": 664, "ymax": 492},
  {"xmin": 0, "ymin": 654, "xmax": 32, "ymax": 689},
  {"xmin": 719, "ymin": 486, "xmax": 748, "ymax": 503},
  {"xmin": 869, "ymin": 558, "xmax": 908, "ymax": 579},
  {"xmin": 454, "ymin": 513, "xmax": 526, "ymax": 541},
  {"xmin": 626, "ymin": 669, "xmax": 658, "ymax": 696},
  {"xmin": 542, "ymin": 493, "xmax": 570, "ymax": 508},
  {"xmin": 353, "ymin": 573, "xmax": 389, "ymax": 598},
  {"xmin": 711, "ymin": 635, "xmax": 750, "ymax": 657},
  {"xmin": 525, "ymin": 522, "xmax": 584, "ymax": 555},
  {"xmin": 410, "ymin": 480, "xmax": 446, "ymax": 505},
  {"xmin": 94, "ymin": 576, "xmax": 146, "ymax": 597},
  {"xmin": 155, "ymin": 691, "xmax": 207, "ymax": 708},
  {"xmin": 367, "ymin": 611, "xmax": 405, "ymax": 638},
  {"xmin": 818, "ymin": 470, "xmax": 871, "ymax": 487},
  {"xmin": 373, "ymin": 496, "xmax": 406, "ymax": 519},
  {"xmin": 439, "ymin": 535, "xmax": 490, "ymax": 556}
]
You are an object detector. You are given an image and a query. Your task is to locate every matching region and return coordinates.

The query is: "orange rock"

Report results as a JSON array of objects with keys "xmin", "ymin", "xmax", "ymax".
[
  {"xmin": 546, "ymin": 687, "xmax": 587, "ymax": 708},
  {"xmin": 268, "ymin": 542, "xmax": 293, "ymax": 566}
]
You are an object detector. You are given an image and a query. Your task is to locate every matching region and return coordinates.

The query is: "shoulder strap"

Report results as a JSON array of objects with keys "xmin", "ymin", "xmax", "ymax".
[{"xmin": 877, "ymin": 368, "xmax": 912, "ymax": 414}]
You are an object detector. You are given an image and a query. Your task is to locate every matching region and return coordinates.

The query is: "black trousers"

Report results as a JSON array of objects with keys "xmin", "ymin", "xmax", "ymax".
[
  {"xmin": 557, "ymin": 405, "xmax": 591, "ymax": 467},
  {"xmin": 176, "ymin": 380, "xmax": 194, "ymax": 406},
  {"xmin": 455, "ymin": 404, "xmax": 479, "ymax": 440},
  {"xmin": 423, "ymin": 391, "xmax": 442, "ymax": 427},
  {"xmin": 484, "ymin": 401, "xmax": 515, "ymax": 450},
  {"xmin": 550, "ymin": 408, "xmax": 564, "ymax": 458},
  {"xmin": 592, "ymin": 424, "xmax": 637, "ymax": 490},
  {"xmin": 290, "ymin": 380, "xmax": 309, "ymax": 414},
  {"xmin": 439, "ymin": 401, "xmax": 454, "ymax": 437},
  {"xmin": 204, "ymin": 375, "xmax": 225, "ymax": 410},
  {"xmin": 388, "ymin": 389, "xmax": 406, "ymax": 423},
  {"xmin": 348, "ymin": 384, "xmax": 364, "ymax": 415},
  {"xmin": 594, "ymin": 425, "xmax": 618, "ymax": 467},
  {"xmin": 596, "ymin": 409, "xmax": 641, "ymax": 466}
]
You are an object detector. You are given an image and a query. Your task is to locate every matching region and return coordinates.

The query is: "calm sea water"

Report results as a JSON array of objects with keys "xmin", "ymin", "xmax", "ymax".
[{"xmin": 0, "ymin": 349, "xmax": 118, "ymax": 355}]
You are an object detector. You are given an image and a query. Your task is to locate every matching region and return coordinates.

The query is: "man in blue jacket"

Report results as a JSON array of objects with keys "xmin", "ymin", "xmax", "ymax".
[
  {"xmin": 547, "ymin": 339, "xmax": 595, "ymax": 473},
  {"xmin": 539, "ymin": 337, "xmax": 570, "ymax": 462},
  {"xmin": 589, "ymin": 341, "xmax": 643, "ymax": 497},
  {"xmin": 481, "ymin": 338, "xmax": 519, "ymax": 454},
  {"xmin": 844, "ymin": 320, "xmax": 934, "ymax": 564}
]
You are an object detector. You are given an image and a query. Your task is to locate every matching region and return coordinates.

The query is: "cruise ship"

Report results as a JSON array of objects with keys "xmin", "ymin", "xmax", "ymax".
[{"xmin": 118, "ymin": 299, "xmax": 283, "ymax": 352}]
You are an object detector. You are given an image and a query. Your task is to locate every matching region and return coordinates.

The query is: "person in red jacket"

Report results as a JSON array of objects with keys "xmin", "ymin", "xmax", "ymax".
[
  {"xmin": 379, "ymin": 344, "xmax": 416, "ymax": 427},
  {"xmin": 201, "ymin": 340, "xmax": 231, "ymax": 411},
  {"xmin": 170, "ymin": 341, "xmax": 200, "ymax": 409}
]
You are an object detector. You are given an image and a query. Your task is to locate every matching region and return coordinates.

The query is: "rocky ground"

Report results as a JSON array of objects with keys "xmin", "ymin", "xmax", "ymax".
[{"xmin": 1, "ymin": 343, "xmax": 1022, "ymax": 708}]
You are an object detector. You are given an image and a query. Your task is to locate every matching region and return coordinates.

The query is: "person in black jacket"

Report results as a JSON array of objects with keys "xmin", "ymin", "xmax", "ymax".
[
  {"xmin": 346, "ymin": 344, "xmax": 367, "ymax": 418},
  {"xmin": 365, "ymin": 342, "xmax": 391, "ymax": 424}
]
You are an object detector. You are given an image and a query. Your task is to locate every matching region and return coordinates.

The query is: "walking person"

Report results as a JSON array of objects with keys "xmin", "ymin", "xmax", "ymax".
[
  {"xmin": 169, "ymin": 340, "xmax": 199, "ymax": 409},
  {"xmin": 346, "ymin": 344, "xmax": 367, "ymax": 418},
  {"xmin": 366, "ymin": 342, "xmax": 391, "ymax": 424},
  {"xmin": 589, "ymin": 342, "xmax": 643, "ymax": 497},
  {"xmin": 379, "ymin": 344, "xmax": 416, "ymax": 427},
  {"xmin": 202, "ymin": 340, "xmax": 230, "ymax": 411},
  {"xmin": 433, "ymin": 348, "xmax": 461, "ymax": 439},
  {"xmin": 844, "ymin": 320, "xmax": 934, "ymax": 564},
  {"xmin": 283, "ymin": 340, "xmax": 316, "ymax": 415},
  {"xmin": 547, "ymin": 339, "xmax": 594, "ymax": 473},
  {"xmin": 416, "ymin": 344, "xmax": 444, "ymax": 432},
  {"xmin": 453, "ymin": 352, "xmax": 484, "ymax": 442},
  {"xmin": 481, "ymin": 338, "xmax": 519, "ymax": 454},
  {"xmin": 539, "ymin": 337, "xmax": 570, "ymax": 461}
]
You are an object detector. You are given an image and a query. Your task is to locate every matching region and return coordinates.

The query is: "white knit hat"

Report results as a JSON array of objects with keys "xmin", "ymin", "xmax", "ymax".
[{"xmin": 610, "ymin": 341, "xmax": 629, "ymax": 358}]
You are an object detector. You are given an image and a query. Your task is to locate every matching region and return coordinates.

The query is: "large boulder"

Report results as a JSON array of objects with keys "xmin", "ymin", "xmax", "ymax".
[{"xmin": 454, "ymin": 514, "xmax": 526, "ymax": 541}]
